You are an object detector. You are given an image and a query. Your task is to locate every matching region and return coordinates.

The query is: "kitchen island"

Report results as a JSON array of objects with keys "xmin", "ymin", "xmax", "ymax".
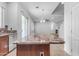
[{"xmin": 15, "ymin": 35, "xmax": 64, "ymax": 56}]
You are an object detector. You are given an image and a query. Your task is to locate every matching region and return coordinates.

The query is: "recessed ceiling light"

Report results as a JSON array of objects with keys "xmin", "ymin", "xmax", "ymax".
[
  {"xmin": 40, "ymin": 20, "xmax": 42, "ymax": 23},
  {"xmin": 40, "ymin": 20, "xmax": 45, "ymax": 23},
  {"xmin": 36, "ymin": 6, "xmax": 39, "ymax": 8},
  {"xmin": 42, "ymin": 20, "xmax": 45, "ymax": 23}
]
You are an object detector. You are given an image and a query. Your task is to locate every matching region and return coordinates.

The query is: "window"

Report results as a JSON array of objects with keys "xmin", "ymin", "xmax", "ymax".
[
  {"xmin": 0, "ymin": 7, "xmax": 5, "ymax": 28},
  {"xmin": 51, "ymin": 22, "xmax": 54, "ymax": 31},
  {"xmin": 21, "ymin": 15, "xmax": 28, "ymax": 40}
]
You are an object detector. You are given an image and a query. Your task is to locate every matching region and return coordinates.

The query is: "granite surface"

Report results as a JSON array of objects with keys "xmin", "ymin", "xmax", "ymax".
[
  {"xmin": 14, "ymin": 35, "xmax": 64, "ymax": 44},
  {"xmin": 0, "ymin": 33, "xmax": 9, "ymax": 37}
]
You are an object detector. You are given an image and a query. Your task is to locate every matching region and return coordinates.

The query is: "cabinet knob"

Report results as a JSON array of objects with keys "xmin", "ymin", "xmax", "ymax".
[{"xmin": 40, "ymin": 52, "xmax": 44, "ymax": 56}]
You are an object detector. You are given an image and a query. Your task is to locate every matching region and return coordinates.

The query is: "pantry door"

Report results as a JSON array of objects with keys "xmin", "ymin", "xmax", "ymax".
[{"xmin": 71, "ymin": 4, "xmax": 79, "ymax": 56}]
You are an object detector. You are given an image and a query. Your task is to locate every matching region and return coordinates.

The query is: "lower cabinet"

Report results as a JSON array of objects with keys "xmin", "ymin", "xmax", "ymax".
[
  {"xmin": 17, "ymin": 44, "xmax": 50, "ymax": 56},
  {"xmin": 0, "ymin": 35, "xmax": 9, "ymax": 56},
  {"xmin": 9, "ymin": 33, "xmax": 16, "ymax": 51},
  {"xmin": 50, "ymin": 44, "xmax": 64, "ymax": 56}
]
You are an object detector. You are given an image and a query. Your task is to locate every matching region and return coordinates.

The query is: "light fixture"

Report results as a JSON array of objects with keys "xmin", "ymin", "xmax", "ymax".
[
  {"xmin": 42, "ymin": 20, "xmax": 45, "ymax": 23},
  {"xmin": 40, "ymin": 20, "xmax": 45, "ymax": 23}
]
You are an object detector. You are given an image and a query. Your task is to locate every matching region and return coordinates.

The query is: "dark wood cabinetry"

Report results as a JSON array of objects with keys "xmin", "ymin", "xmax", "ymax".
[
  {"xmin": 0, "ymin": 35, "xmax": 9, "ymax": 56},
  {"xmin": 17, "ymin": 44, "xmax": 50, "ymax": 56}
]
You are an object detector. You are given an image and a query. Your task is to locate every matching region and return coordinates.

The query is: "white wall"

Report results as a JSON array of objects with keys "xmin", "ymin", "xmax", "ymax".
[
  {"xmin": 0, "ymin": 2, "xmax": 7, "ymax": 27},
  {"xmin": 59, "ymin": 22, "xmax": 64, "ymax": 39},
  {"xmin": 34, "ymin": 22, "xmax": 59, "ymax": 35},
  {"xmin": 7, "ymin": 2, "xmax": 20, "ymax": 39},
  {"xmin": 7, "ymin": 3, "xmax": 18, "ymax": 30},
  {"xmin": 35, "ymin": 22, "xmax": 51, "ymax": 35},
  {"xmin": 30, "ymin": 19, "xmax": 34, "ymax": 35}
]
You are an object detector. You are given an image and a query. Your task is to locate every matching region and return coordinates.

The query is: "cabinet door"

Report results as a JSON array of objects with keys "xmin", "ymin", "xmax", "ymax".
[
  {"xmin": 71, "ymin": 4, "xmax": 79, "ymax": 55},
  {"xmin": 36, "ymin": 44, "xmax": 50, "ymax": 56},
  {"xmin": 9, "ymin": 34, "xmax": 16, "ymax": 51},
  {"xmin": 0, "ymin": 36, "xmax": 9, "ymax": 55},
  {"xmin": 50, "ymin": 44, "xmax": 64, "ymax": 56}
]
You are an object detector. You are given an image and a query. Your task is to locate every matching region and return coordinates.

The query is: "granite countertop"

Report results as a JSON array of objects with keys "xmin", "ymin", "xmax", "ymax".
[
  {"xmin": 14, "ymin": 40, "xmax": 50, "ymax": 44},
  {"xmin": 14, "ymin": 37, "xmax": 65, "ymax": 44},
  {"xmin": 0, "ymin": 33, "xmax": 9, "ymax": 37},
  {"xmin": 8, "ymin": 30, "xmax": 17, "ymax": 33}
]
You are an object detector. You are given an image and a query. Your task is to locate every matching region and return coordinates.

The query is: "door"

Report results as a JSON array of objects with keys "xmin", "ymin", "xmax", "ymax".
[{"xmin": 71, "ymin": 4, "xmax": 79, "ymax": 55}]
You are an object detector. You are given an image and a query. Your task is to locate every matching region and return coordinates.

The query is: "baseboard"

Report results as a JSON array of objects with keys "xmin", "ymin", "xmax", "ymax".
[{"xmin": 64, "ymin": 50, "xmax": 71, "ymax": 56}]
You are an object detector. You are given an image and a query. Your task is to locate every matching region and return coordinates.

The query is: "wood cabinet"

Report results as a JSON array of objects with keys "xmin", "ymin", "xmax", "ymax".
[
  {"xmin": 0, "ymin": 35, "xmax": 9, "ymax": 56},
  {"xmin": 17, "ymin": 44, "xmax": 50, "ymax": 56}
]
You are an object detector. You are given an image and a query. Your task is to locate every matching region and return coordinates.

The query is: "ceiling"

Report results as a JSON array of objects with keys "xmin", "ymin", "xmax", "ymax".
[
  {"xmin": 20, "ymin": 2, "xmax": 64, "ymax": 24},
  {"xmin": 51, "ymin": 3, "xmax": 64, "ymax": 24}
]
